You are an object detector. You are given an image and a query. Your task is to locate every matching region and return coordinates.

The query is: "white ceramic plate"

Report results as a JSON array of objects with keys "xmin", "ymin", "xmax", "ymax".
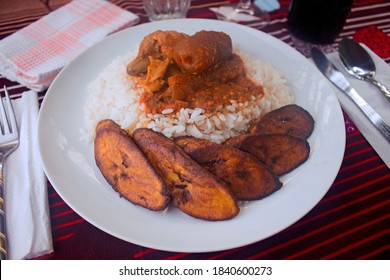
[{"xmin": 38, "ymin": 19, "xmax": 345, "ymax": 253}]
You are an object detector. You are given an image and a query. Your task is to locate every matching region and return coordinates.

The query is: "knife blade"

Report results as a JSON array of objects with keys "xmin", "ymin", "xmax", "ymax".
[{"xmin": 311, "ymin": 47, "xmax": 390, "ymax": 144}]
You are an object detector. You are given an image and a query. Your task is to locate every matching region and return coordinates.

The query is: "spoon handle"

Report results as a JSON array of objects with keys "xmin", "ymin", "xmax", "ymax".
[{"xmin": 365, "ymin": 76, "xmax": 390, "ymax": 102}]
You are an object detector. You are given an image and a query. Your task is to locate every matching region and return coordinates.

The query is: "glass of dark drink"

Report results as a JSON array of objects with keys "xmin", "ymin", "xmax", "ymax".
[{"xmin": 287, "ymin": 0, "xmax": 354, "ymax": 44}]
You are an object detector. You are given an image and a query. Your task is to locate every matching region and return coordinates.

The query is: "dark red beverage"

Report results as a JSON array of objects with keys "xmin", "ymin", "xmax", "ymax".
[{"xmin": 287, "ymin": 0, "xmax": 354, "ymax": 44}]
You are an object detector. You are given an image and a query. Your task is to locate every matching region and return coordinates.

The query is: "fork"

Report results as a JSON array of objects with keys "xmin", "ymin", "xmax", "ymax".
[{"xmin": 0, "ymin": 86, "xmax": 19, "ymax": 260}]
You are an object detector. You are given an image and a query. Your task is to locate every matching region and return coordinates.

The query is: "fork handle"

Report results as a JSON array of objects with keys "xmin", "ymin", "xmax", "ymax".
[{"xmin": 0, "ymin": 160, "xmax": 7, "ymax": 260}]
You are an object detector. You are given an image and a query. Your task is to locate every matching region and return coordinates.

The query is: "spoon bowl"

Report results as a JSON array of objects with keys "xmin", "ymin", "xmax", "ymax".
[{"xmin": 339, "ymin": 38, "xmax": 390, "ymax": 102}]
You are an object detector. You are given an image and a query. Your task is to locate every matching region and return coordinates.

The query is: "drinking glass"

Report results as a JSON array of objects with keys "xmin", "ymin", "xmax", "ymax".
[
  {"xmin": 143, "ymin": 0, "xmax": 191, "ymax": 21},
  {"xmin": 287, "ymin": 0, "xmax": 354, "ymax": 44}
]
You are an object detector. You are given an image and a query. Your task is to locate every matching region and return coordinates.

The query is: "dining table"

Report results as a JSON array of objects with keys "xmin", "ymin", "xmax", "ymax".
[{"xmin": 0, "ymin": 0, "xmax": 389, "ymax": 260}]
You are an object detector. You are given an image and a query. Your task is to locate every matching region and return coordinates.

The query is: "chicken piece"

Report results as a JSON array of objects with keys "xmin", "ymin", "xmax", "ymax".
[
  {"xmin": 94, "ymin": 120, "xmax": 170, "ymax": 211},
  {"xmin": 127, "ymin": 30, "xmax": 188, "ymax": 75},
  {"xmin": 174, "ymin": 30, "xmax": 233, "ymax": 74},
  {"xmin": 249, "ymin": 104, "xmax": 315, "ymax": 139},
  {"xmin": 175, "ymin": 137, "xmax": 282, "ymax": 201},
  {"xmin": 137, "ymin": 57, "xmax": 170, "ymax": 93},
  {"xmin": 126, "ymin": 30, "xmax": 189, "ymax": 92},
  {"xmin": 225, "ymin": 133, "xmax": 310, "ymax": 176},
  {"xmin": 132, "ymin": 128, "xmax": 239, "ymax": 221}
]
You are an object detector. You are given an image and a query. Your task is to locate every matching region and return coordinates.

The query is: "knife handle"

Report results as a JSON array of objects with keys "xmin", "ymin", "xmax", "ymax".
[{"xmin": 347, "ymin": 86, "xmax": 390, "ymax": 144}]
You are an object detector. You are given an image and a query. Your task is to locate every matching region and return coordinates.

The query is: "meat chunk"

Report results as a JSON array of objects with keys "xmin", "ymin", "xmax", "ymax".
[
  {"xmin": 127, "ymin": 30, "xmax": 188, "ymax": 76},
  {"xmin": 174, "ymin": 30, "xmax": 233, "ymax": 74},
  {"xmin": 126, "ymin": 30, "xmax": 188, "ymax": 93}
]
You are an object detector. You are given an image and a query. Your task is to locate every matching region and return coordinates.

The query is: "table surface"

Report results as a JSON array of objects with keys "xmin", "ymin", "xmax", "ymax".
[{"xmin": 0, "ymin": 0, "xmax": 389, "ymax": 260}]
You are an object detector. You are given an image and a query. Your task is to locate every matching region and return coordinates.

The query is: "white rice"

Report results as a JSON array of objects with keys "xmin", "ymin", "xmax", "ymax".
[{"xmin": 82, "ymin": 49, "xmax": 293, "ymax": 143}]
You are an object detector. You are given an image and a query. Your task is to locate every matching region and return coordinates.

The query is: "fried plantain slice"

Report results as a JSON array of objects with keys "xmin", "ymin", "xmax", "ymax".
[
  {"xmin": 225, "ymin": 133, "xmax": 310, "ymax": 176},
  {"xmin": 173, "ymin": 136, "xmax": 215, "ymax": 153},
  {"xmin": 175, "ymin": 137, "xmax": 282, "ymax": 201},
  {"xmin": 94, "ymin": 120, "xmax": 170, "ymax": 211},
  {"xmin": 249, "ymin": 104, "xmax": 315, "ymax": 139},
  {"xmin": 132, "ymin": 129, "xmax": 239, "ymax": 221}
]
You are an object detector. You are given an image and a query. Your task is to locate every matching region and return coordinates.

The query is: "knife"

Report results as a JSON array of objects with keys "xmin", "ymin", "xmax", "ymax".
[{"xmin": 311, "ymin": 47, "xmax": 390, "ymax": 144}]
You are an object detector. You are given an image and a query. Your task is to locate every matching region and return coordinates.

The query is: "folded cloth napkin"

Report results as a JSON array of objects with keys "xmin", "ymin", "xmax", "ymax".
[
  {"xmin": 0, "ymin": 0, "xmax": 139, "ymax": 92},
  {"xmin": 4, "ymin": 90, "xmax": 53, "ymax": 260},
  {"xmin": 327, "ymin": 45, "xmax": 390, "ymax": 168}
]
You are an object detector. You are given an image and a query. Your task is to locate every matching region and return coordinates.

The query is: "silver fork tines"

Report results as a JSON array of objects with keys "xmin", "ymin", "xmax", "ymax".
[{"xmin": 0, "ymin": 86, "xmax": 20, "ymax": 260}]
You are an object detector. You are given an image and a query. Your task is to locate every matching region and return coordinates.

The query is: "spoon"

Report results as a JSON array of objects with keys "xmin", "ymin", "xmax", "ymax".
[{"xmin": 339, "ymin": 38, "xmax": 390, "ymax": 103}]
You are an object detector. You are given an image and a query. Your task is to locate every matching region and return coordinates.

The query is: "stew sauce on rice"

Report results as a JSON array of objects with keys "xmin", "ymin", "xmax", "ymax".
[{"xmin": 126, "ymin": 30, "xmax": 264, "ymax": 114}]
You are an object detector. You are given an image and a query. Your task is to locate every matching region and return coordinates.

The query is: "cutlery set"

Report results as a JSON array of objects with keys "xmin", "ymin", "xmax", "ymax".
[{"xmin": 311, "ymin": 39, "xmax": 390, "ymax": 144}]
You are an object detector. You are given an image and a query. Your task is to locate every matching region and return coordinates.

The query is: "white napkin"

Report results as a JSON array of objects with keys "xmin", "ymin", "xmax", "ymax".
[
  {"xmin": 0, "ymin": 0, "xmax": 139, "ymax": 92},
  {"xmin": 4, "ymin": 90, "xmax": 53, "ymax": 260},
  {"xmin": 210, "ymin": 6, "xmax": 260, "ymax": 22},
  {"xmin": 327, "ymin": 45, "xmax": 390, "ymax": 168}
]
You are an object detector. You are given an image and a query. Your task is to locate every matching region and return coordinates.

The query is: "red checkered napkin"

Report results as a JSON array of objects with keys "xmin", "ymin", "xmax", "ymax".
[{"xmin": 0, "ymin": 0, "xmax": 139, "ymax": 92}]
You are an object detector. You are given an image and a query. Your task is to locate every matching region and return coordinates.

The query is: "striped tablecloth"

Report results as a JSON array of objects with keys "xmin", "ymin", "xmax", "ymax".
[{"xmin": 0, "ymin": 0, "xmax": 389, "ymax": 259}]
